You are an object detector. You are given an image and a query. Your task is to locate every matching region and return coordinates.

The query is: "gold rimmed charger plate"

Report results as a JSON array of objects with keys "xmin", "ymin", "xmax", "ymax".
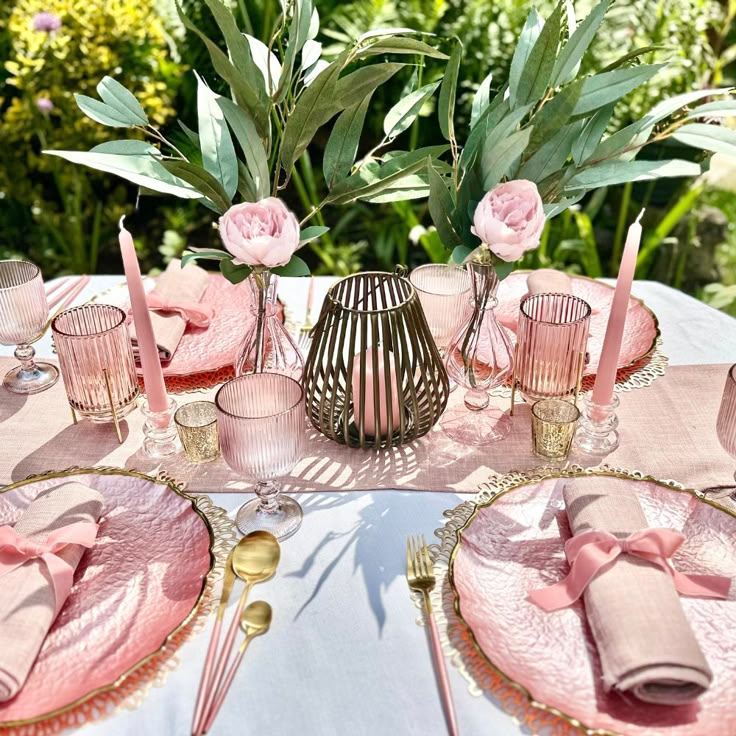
[
  {"xmin": 0, "ymin": 466, "xmax": 236, "ymax": 732},
  {"xmin": 434, "ymin": 466, "xmax": 736, "ymax": 736}
]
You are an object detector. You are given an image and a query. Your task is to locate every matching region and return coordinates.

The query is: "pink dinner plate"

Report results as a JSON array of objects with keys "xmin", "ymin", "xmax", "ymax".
[
  {"xmin": 450, "ymin": 474, "xmax": 736, "ymax": 736},
  {"xmin": 0, "ymin": 468, "xmax": 214, "ymax": 727},
  {"xmin": 96, "ymin": 273, "xmax": 256, "ymax": 377},
  {"xmin": 496, "ymin": 273, "xmax": 659, "ymax": 374}
]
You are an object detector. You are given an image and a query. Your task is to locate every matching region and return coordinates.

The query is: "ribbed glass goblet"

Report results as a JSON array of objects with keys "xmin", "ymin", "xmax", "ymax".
[
  {"xmin": 215, "ymin": 373, "xmax": 305, "ymax": 540},
  {"xmin": 0, "ymin": 260, "xmax": 58, "ymax": 394}
]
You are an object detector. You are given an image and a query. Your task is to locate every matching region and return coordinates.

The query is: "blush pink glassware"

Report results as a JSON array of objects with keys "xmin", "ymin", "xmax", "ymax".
[
  {"xmin": 215, "ymin": 373, "xmax": 305, "ymax": 540},
  {"xmin": 515, "ymin": 293, "xmax": 591, "ymax": 402},
  {"xmin": 409, "ymin": 264, "xmax": 471, "ymax": 354},
  {"xmin": 51, "ymin": 304, "xmax": 139, "ymax": 421},
  {"xmin": 0, "ymin": 260, "xmax": 59, "ymax": 394}
]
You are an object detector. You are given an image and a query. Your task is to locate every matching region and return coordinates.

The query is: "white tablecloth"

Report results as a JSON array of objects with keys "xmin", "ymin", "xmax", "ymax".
[{"xmin": 3, "ymin": 275, "xmax": 736, "ymax": 736}]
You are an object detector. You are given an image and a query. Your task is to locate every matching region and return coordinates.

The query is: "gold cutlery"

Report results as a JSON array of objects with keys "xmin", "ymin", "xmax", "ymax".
[
  {"xmin": 194, "ymin": 531, "xmax": 280, "ymax": 735},
  {"xmin": 201, "ymin": 601, "xmax": 273, "ymax": 734},
  {"xmin": 407, "ymin": 535, "xmax": 459, "ymax": 736}
]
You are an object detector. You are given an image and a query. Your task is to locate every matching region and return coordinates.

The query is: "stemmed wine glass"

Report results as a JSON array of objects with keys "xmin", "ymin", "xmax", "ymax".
[
  {"xmin": 215, "ymin": 373, "xmax": 305, "ymax": 540},
  {"xmin": 409, "ymin": 264, "xmax": 471, "ymax": 355},
  {"xmin": 0, "ymin": 260, "xmax": 59, "ymax": 394}
]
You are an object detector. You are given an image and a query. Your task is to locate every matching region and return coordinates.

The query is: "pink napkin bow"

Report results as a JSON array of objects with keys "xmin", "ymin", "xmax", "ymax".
[
  {"xmin": 142, "ymin": 292, "xmax": 213, "ymax": 328},
  {"xmin": 530, "ymin": 528, "xmax": 730, "ymax": 612},
  {"xmin": 0, "ymin": 522, "xmax": 99, "ymax": 617}
]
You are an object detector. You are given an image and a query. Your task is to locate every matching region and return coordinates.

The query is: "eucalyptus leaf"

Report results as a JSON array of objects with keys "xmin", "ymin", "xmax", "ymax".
[
  {"xmin": 304, "ymin": 60, "xmax": 330, "ymax": 87},
  {"xmin": 74, "ymin": 95, "xmax": 137, "ymax": 127},
  {"xmin": 644, "ymin": 88, "xmax": 731, "ymax": 125},
  {"xmin": 460, "ymin": 92, "xmax": 509, "ymax": 170},
  {"xmin": 323, "ymin": 94, "xmax": 372, "ymax": 189},
  {"xmin": 567, "ymin": 158, "xmax": 701, "ymax": 188},
  {"xmin": 363, "ymin": 175, "xmax": 429, "ymax": 202},
  {"xmin": 383, "ymin": 81, "xmax": 440, "ymax": 139},
  {"xmin": 509, "ymin": 9, "xmax": 544, "ymax": 108},
  {"xmin": 573, "ymin": 64, "xmax": 666, "ymax": 116},
  {"xmin": 518, "ymin": 121, "xmax": 584, "ymax": 182},
  {"xmin": 470, "ymin": 73, "xmax": 494, "ymax": 129},
  {"xmin": 380, "ymin": 145, "xmax": 451, "ymax": 173},
  {"xmin": 598, "ymin": 45, "xmax": 668, "ymax": 73},
  {"xmin": 244, "ymin": 34, "xmax": 281, "ymax": 94},
  {"xmin": 356, "ymin": 36, "xmax": 447, "ymax": 60},
  {"xmin": 543, "ymin": 192, "xmax": 586, "ymax": 218},
  {"xmin": 237, "ymin": 160, "xmax": 257, "ymax": 201},
  {"xmin": 299, "ymin": 226, "xmax": 329, "ymax": 245},
  {"xmin": 325, "ymin": 156, "xmax": 428, "ymax": 205},
  {"xmin": 672, "ymin": 123, "xmax": 736, "ymax": 157},
  {"xmin": 333, "ymin": 62, "xmax": 405, "ymax": 111},
  {"xmin": 278, "ymin": 0, "xmax": 314, "ymax": 102},
  {"xmin": 96, "ymin": 77, "xmax": 148, "ymax": 125},
  {"xmin": 195, "ymin": 73, "xmax": 238, "ymax": 200},
  {"xmin": 161, "ymin": 160, "xmax": 232, "ymax": 213},
  {"xmin": 45, "ymin": 143, "xmax": 201, "ymax": 199},
  {"xmin": 301, "ymin": 39, "xmax": 322, "ymax": 69},
  {"xmin": 217, "ymin": 96, "xmax": 270, "ymax": 199},
  {"xmin": 528, "ymin": 82, "xmax": 582, "ymax": 149},
  {"xmin": 451, "ymin": 245, "xmax": 473, "ymax": 263},
  {"xmin": 428, "ymin": 159, "xmax": 462, "ymax": 247},
  {"xmin": 357, "ymin": 27, "xmax": 417, "ymax": 42},
  {"xmin": 495, "ymin": 261, "xmax": 515, "ymax": 280},
  {"xmin": 438, "ymin": 41, "xmax": 462, "ymax": 141},
  {"xmin": 685, "ymin": 100, "xmax": 736, "ymax": 119},
  {"xmin": 512, "ymin": 3, "xmax": 561, "ymax": 109},
  {"xmin": 572, "ymin": 103, "xmax": 614, "ymax": 164},
  {"xmin": 175, "ymin": 0, "xmax": 268, "ymax": 136},
  {"xmin": 181, "ymin": 248, "xmax": 231, "ymax": 268},
  {"xmin": 588, "ymin": 119, "xmax": 652, "ymax": 164},
  {"xmin": 551, "ymin": 0, "xmax": 610, "ymax": 87},
  {"xmin": 220, "ymin": 259, "xmax": 252, "ymax": 284},
  {"xmin": 482, "ymin": 127, "xmax": 533, "ymax": 189},
  {"xmin": 272, "ymin": 255, "xmax": 311, "ymax": 277}
]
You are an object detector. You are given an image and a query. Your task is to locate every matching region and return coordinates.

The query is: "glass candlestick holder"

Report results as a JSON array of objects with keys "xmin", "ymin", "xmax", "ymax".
[
  {"xmin": 574, "ymin": 394, "xmax": 620, "ymax": 455},
  {"xmin": 141, "ymin": 396, "xmax": 180, "ymax": 458}
]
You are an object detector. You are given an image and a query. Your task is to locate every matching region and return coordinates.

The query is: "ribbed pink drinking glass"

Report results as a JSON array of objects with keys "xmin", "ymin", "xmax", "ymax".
[
  {"xmin": 515, "ymin": 293, "xmax": 591, "ymax": 402},
  {"xmin": 215, "ymin": 373, "xmax": 305, "ymax": 540},
  {"xmin": 51, "ymin": 304, "xmax": 139, "ymax": 421},
  {"xmin": 0, "ymin": 260, "xmax": 59, "ymax": 394},
  {"xmin": 716, "ymin": 364, "xmax": 736, "ymax": 492},
  {"xmin": 409, "ymin": 264, "xmax": 471, "ymax": 354}
]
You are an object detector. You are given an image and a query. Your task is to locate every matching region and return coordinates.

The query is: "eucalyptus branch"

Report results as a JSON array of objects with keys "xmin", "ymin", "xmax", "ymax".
[{"xmin": 136, "ymin": 125, "xmax": 188, "ymax": 161}]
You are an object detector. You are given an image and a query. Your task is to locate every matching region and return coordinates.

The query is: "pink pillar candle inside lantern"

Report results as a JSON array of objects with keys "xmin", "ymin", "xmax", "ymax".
[
  {"xmin": 591, "ymin": 210, "xmax": 644, "ymax": 409},
  {"xmin": 118, "ymin": 218, "xmax": 168, "ymax": 413},
  {"xmin": 351, "ymin": 347, "xmax": 402, "ymax": 438}
]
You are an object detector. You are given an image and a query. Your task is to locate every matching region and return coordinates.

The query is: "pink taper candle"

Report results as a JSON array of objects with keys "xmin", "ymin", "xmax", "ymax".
[
  {"xmin": 591, "ymin": 210, "xmax": 644, "ymax": 408},
  {"xmin": 118, "ymin": 217, "xmax": 168, "ymax": 413}
]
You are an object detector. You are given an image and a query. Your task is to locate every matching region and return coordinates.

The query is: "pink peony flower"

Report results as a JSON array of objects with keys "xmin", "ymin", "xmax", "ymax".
[
  {"xmin": 471, "ymin": 180, "xmax": 545, "ymax": 262},
  {"xmin": 32, "ymin": 12, "xmax": 62, "ymax": 32},
  {"xmin": 218, "ymin": 198, "xmax": 300, "ymax": 268},
  {"xmin": 36, "ymin": 97, "xmax": 54, "ymax": 113}
]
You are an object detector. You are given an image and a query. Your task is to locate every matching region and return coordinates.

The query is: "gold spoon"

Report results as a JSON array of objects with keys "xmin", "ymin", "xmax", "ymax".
[
  {"xmin": 201, "ymin": 601, "xmax": 273, "ymax": 734},
  {"xmin": 195, "ymin": 532, "xmax": 280, "ymax": 735}
]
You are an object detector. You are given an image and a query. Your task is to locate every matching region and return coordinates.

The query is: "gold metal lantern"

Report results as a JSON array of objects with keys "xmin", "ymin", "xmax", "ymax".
[{"xmin": 303, "ymin": 269, "xmax": 450, "ymax": 449}]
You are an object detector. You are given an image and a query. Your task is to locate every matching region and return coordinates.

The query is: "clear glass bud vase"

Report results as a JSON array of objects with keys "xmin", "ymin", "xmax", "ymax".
[
  {"xmin": 234, "ymin": 270, "xmax": 304, "ymax": 380},
  {"xmin": 441, "ymin": 253, "xmax": 514, "ymax": 445}
]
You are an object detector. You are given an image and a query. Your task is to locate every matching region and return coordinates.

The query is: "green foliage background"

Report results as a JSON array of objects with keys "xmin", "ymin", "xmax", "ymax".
[{"xmin": 1, "ymin": 0, "xmax": 735, "ymax": 309}]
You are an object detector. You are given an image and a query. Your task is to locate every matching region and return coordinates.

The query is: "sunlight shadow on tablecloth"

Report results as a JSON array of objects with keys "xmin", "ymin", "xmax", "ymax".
[{"xmin": 0, "ymin": 391, "xmax": 27, "ymax": 425}]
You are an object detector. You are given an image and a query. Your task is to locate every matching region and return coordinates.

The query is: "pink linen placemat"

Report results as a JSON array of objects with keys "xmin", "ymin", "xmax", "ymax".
[{"xmin": 0, "ymin": 359, "xmax": 733, "ymax": 495}]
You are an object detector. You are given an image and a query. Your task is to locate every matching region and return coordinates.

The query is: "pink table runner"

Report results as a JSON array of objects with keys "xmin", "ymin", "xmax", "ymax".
[{"xmin": 0, "ymin": 359, "xmax": 733, "ymax": 495}]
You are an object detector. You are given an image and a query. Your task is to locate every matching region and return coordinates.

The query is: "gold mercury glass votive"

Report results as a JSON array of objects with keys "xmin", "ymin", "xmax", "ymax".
[
  {"xmin": 531, "ymin": 399, "xmax": 580, "ymax": 459},
  {"xmin": 174, "ymin": 401, "xmax": 220, "ymax": 464}
]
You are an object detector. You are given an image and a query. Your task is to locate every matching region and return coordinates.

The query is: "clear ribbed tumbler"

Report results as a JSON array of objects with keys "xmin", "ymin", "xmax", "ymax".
[
  {"xmin": 51, "ymin": 304, "xmax": 139, "ymax": 422},
  {"xmin": 216, "ymin": 373, "xmax": 305, "ymax": 540},
  {"xmin": 515, "ymin": 293, "xmax": 591, "ymax": 402},
  {"xmin": 0, "ymin": 260, "xmax": 58, "ymax": 394},
  {"xmin": 409, "ymin": 264, "xmax": 471, "ymax": 354}
]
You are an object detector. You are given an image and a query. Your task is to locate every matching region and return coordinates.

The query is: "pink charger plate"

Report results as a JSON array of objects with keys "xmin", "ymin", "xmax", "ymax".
[
  {"xmin": 0, "ymin": 469, "xmax": 213, "ymax": 727},
  {"xmin": 495, "ymin": 272, "xmax": 659, "ymax": 375},
  {"xmin": 451, "ymin": 475, "xmax": 736, "ymax": 736},
  {"xmin": 98, "ymin": 273, "xmax": 256, "ymax": 376}
]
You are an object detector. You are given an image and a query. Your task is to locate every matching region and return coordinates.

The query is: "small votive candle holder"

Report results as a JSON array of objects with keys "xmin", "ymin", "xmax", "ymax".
[
  {"xmin": 531, "ymin": 398, "xmax": 580, "ymax": 459},
  {"xmin": 140, "ymin": 396, "xmax": 180, "ymax": 458},
  {"xmin": 574, "ymin": 393, "xmax": 620, "ymax": 455},
  {"xmin": 174, "ymin": 401, "xmax": 220, "ymax": 464}
]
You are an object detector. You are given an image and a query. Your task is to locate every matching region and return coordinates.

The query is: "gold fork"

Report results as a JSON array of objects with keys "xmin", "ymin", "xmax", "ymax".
[{"xmin": 406, "ymin": 535, "xmax": 459, "ymax": 736}]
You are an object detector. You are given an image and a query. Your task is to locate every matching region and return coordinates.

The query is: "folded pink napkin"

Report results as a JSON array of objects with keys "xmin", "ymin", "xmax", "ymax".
[
  {"xmin": 0, "ymin": 482, "xmax": 103, "ymax": 702},
  {"xmin": 129, "ymin": 259, "xmax": 211, "ymax": 362},
  {"xmin": 560, "ymin": 478, "xmax": 716, "ymax": 705}
]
